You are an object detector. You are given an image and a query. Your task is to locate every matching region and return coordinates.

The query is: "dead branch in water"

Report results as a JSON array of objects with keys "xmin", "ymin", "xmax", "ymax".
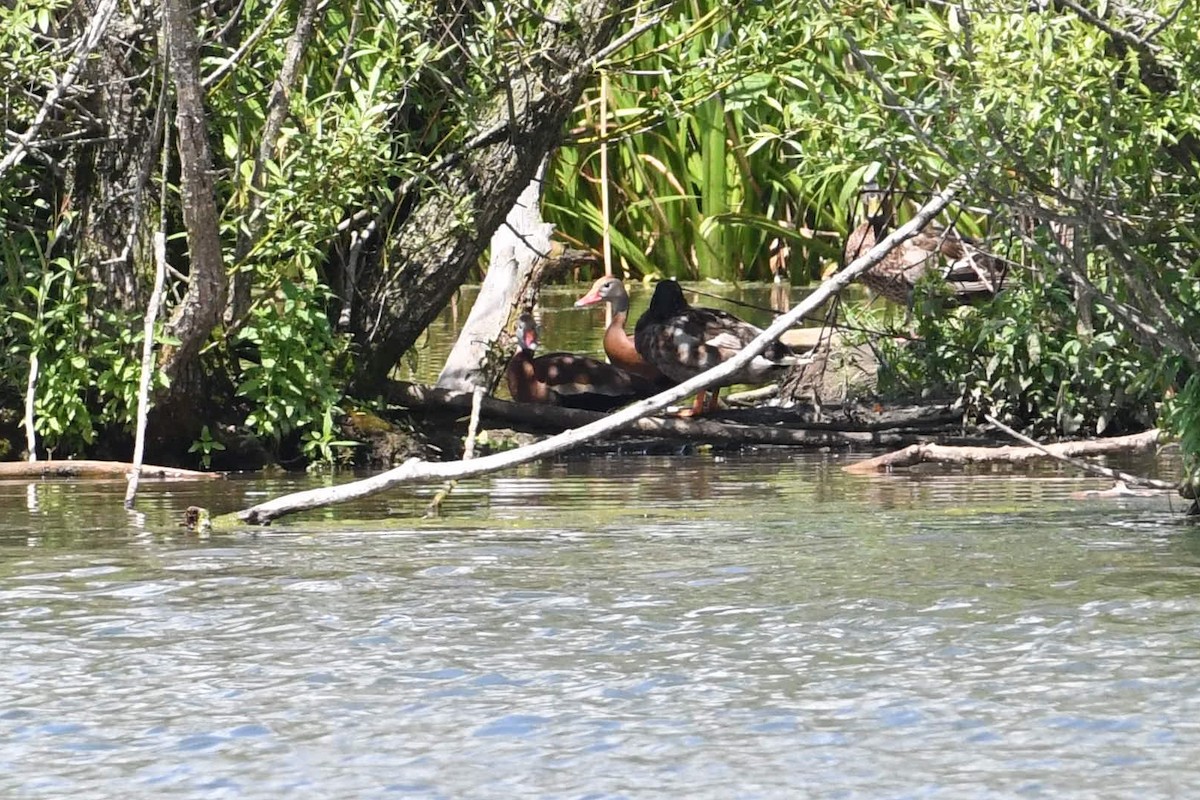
[
  {"xmin": 843, "ymin": 428, "xmax": 1164, "ymax": 476},
  {"xmin": 983, "ymin": 415, "xmax": 1175, "ymax": 491}
]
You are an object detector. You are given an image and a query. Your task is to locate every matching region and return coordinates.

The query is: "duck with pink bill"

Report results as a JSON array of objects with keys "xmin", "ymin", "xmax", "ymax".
[{"xmin": 505, "ymin": 313, "xmax": 657, "ymax": 412}]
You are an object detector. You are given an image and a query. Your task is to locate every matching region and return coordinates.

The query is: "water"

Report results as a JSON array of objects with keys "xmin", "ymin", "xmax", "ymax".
[{"xmin": 1, "ymin": 451, "xmax": 1196, "ymax": 798}]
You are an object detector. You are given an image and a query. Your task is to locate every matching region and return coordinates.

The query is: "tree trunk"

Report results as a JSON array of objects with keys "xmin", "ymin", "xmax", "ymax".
[
  {"xmin": 350, "ymin": 0, "xmax": 629, "ymax": 395},
  {"xmin": 436, "ymin": 156, "xmax": 553, "ymax": 392},
  {"xmin": 72, "ymin": 0, "xmax": 160, "ymax": 315},
  {"xmin": 159, "ymin": 0, "xmax": 228, "ymax": 399}
]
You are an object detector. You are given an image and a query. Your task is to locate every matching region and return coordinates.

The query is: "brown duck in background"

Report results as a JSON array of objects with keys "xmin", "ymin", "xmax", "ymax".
[
  {"xmin": 505, "ymin": 313, "xmax": 656, "ymax": 412},
  {"xmin": 574, "ymin": 276, "xmax": 674, "ymax": 389},
  {"xmin": 633, "ymin": 280, "xmax": 802, "ymax": 415},
  {"xmin": 845, "ymin": 181, "xmax": 1008, "ymax": 307}
]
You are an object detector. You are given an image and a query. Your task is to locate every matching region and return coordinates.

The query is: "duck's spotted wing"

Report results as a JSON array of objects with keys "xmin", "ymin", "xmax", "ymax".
[
  {"xmin": 694, "ymin": 309, "xmax": 764, "ymax": 353},
  {"xmin": 538, "ymin": 353, "xmax": 651, "ymax": 398}
]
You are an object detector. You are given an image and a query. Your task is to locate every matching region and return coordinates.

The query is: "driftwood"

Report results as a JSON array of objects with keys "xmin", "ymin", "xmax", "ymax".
[
  {"xmin": 983, "ymin": 415, "xmax": 1175, "ymax": 491},
  {"xmin": 843, "ymin": 429, "xmax": 1163, "ymax": 475},
  {"xmin": 0, "ymin": 460, "xmax": 222, "ymax": 480},
  {"xmin": 225, "ymin": 178, "xmax": 971, "ymax": 525}
]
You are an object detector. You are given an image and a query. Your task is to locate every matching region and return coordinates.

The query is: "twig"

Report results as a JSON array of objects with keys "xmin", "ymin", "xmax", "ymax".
[
  {"xmin": 425, "ymin": 387, "xmax": 484, "ymax": 517},
  {"xmin": 1056, "ymin": 0, "xmax": 1161, "ymax": 55},
  {"xmin": 984, "ymin": 415, "xmax": 1174, "ymax": 490}
]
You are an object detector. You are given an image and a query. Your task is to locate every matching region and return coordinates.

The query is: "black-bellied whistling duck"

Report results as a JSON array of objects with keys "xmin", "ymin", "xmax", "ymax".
[
  {"xmin": 633, "ymin": 280, "xmax": 801, "ymax": 415},
  {"xmin": 504, "ymin": 313, "xmax": 655, "ymax": 412},
  {"xmin": 845, "ymin": 181, "xmax": 1007, "ymax": 307},
  {"xmin": 573, "ymin": 276, "xmax": 672, "ymax": 388}
]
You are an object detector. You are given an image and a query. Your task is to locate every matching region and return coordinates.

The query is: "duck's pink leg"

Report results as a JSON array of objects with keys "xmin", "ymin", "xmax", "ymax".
[{"xmin": 674, "ymin": 390, "xmax": 708, "ymax": 418}]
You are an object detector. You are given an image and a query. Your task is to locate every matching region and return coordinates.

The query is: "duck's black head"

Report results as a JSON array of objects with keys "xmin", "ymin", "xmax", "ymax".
[
  {"xmin": 642, "ymin": 280, "xmax": 689, "ymax": 322},
  {"xmin": 861, "ymin": 179, "xmax": 895, "ymax": 234}
]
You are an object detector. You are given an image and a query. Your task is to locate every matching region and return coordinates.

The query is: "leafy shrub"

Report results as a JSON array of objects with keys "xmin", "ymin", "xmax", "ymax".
[
  {"xmin": 7, "ymin": 260, "xmax": 164, "ymax": 455},
  {"xmin": 864, "ymin": 278, "xmax": 1171, "ymax": 438},
  {"xmin": 235, "ymin": 280, "xmax": 353, "ymax": 456}
]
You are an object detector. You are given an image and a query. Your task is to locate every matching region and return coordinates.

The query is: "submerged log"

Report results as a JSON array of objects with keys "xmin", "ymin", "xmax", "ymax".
[
  {"xmin": 0, "ymin": 460, "xmax": 221, "ymax": 480},
  {"xmin": 843, "ymin": 429, "xmax": 1162, "ymax": 475}
]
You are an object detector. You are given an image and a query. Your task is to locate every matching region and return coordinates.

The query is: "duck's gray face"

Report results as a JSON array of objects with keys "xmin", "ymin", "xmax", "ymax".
[
  {"xmin": 574, "ymin": 277, "xmax": 618, "ymax": 307},
  {"xmin": 515, "ymin": 315, "xmax": 539, "ymax": 351},
  {"xmin": 862, "ymin": 184, "xmax": 883, "ymax": 218}
]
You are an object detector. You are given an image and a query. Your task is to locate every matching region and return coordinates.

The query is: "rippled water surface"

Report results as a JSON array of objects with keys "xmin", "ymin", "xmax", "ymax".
[{"xmin": 2, "ymin": 452, "xmax": 1198, "ymax": 798}]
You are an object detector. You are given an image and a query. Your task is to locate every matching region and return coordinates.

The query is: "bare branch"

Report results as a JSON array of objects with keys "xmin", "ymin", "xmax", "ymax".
[
  {"xmin": 1055, "ymin": 0, "xmax": 1161, "ymax": 54},
  {"xmin": 201, "ymin": 0, "xmax": 288, "ymax": 89}
]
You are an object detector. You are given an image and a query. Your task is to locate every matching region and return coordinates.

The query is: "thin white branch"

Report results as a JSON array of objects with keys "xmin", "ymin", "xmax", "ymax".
[
  {"xmin": 125, "ymin": 230, "xmax": 169, "ymax": 508},
  {"xmin": 23, "ymin": 351, "xmax": 38, "ymax": 462}
]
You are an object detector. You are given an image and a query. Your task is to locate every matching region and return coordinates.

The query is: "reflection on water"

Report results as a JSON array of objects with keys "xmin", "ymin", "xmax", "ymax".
[{"xmin": 1, "ymin": 452, "xmax": 1198, "ymax": 798}]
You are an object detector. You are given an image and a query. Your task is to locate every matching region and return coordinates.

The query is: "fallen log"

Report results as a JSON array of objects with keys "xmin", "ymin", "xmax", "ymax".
[
  {"xmin": 392, "ymin": 380, "xmax": 965, "ymax": 435},
  {"xmin": 842, "ymin": 429, "xmax": 1163, "ymax": 475},
  {"xmin": 983, "ymin": 415, "xmax": 1175, "ymax": 491},
  {"xmin": 0, "ymin": 460, "xmax": 222, "ymax": 480},
  {"xmin": 388, "ymin": 380, "xmax": 912, "ymax": 448}
]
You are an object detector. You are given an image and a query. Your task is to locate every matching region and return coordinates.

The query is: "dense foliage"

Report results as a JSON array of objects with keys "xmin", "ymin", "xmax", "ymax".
[{"xmin": 0, "ymin": 0, "xmax": 1197, "ymax": 483}]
